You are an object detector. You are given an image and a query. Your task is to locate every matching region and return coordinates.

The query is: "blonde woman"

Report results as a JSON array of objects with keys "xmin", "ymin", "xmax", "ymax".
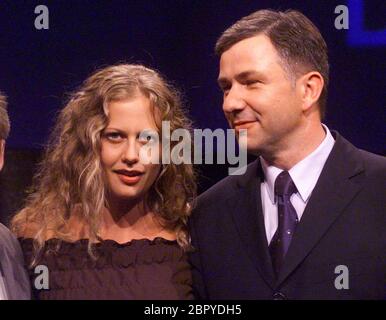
[{"xmin": 12, "ymin": 64, "xmax": 196, "ymax": 300}]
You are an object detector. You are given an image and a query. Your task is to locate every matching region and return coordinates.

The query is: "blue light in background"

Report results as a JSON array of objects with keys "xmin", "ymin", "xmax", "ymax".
[{"xmin": 348, "ymin": 0, "xmax": 386, "ymax": 47}]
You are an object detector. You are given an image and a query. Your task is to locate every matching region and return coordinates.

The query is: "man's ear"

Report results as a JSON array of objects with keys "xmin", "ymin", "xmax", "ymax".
[
  {"xmin": 298, "ymin": 71, "xmax": 324, "ymax": 112},
  {"xmin": 0, "ymin": 139, "xmax": 5, "ymax": 171}
]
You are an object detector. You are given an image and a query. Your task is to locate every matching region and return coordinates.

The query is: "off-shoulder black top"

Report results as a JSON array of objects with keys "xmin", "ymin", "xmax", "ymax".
[{"xmin": 19, "ymin": 237, "xmax": 193, "ymax": 300}]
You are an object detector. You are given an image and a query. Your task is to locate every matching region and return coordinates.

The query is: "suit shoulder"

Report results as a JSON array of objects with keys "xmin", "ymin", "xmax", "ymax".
[
  {"xmin": 358, "ymin": 149, "xmax": 386, "ymax": 176},
  {"xmin": 196, "ymin": 174, "xmax": 238, "ymax": 205},
  {"xmin": 0, "ymin": 223, "xmax": 16, "ymax": 243},
  {"xmin": 0, "ymin": 223, "xmax": 20, "ymax": 255},
  {"xmin": 192, "ymin": 160, "xmax": 258, "ymax": 215},
  {"xmin": 190, "ymin": 175, "xmax": 238, "ymax": 227}
]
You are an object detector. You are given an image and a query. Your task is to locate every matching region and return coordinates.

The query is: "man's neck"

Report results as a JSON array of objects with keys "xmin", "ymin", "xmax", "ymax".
[{"xmin": 261, "ymin": 122, "xmax": 326, "ymax": 171}]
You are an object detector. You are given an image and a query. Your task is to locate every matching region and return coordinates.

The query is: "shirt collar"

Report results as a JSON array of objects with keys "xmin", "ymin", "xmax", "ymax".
[{"xmin": 260, "ymin": 124, "xmax": 335, "ymax": 204}]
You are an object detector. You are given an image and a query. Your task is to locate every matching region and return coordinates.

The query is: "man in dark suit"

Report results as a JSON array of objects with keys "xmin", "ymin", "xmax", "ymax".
[
  {"xmin": 0, "ymin": 92, "xmax": 30, "ymax": 300},
  {"xmin": 189, "ymin": 9, "xmax": 386, "ymax": 299}
]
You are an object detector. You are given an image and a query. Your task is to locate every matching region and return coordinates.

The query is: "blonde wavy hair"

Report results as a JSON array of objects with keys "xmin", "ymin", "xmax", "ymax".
[
  {"xmin": 0, "ymin": 92, "xmax": 10, "ymax": 140},
  {"xmin": 11, "ymin": 64, "xmax": 196, "ymax": 264}
]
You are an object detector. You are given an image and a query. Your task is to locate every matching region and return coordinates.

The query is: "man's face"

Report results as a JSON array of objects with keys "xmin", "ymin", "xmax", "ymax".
[
  {"xmin": 218, "ymin": 34, "xmax": 303, "ymax": 156},
  {"xmin": 0, "ymin": 139, "xmax": 4, "ymax": 171}
]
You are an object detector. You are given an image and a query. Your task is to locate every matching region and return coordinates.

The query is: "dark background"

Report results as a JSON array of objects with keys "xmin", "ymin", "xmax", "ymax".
[{"xmin": 0, "ymin": 0, "xmax": 385, "ymax": 223}]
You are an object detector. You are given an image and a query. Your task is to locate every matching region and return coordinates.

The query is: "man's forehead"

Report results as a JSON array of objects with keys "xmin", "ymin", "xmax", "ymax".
[
  {"xmin": 218, "ymin": 35, "xmax": 280, "ymax": 80},
  {"xmin": 217, "ymin": 70, "xmax": 268, "ymax": 86}
]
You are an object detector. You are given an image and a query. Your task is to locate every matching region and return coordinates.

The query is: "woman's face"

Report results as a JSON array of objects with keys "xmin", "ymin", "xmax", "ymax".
[{"xmin": 100, "ymin": 94, "xmax": 161, "ymax": 203}]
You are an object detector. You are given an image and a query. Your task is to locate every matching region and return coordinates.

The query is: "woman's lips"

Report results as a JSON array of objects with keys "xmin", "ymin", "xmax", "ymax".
[{"xmin": 116, "ymin": 173, "xmax": 143, "ymax": 185}]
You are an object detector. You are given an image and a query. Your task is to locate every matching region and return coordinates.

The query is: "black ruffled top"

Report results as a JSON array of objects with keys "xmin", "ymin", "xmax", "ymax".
[{"xmin": 19, "ymin": 237, "xmax": 193, "ymax": 300}]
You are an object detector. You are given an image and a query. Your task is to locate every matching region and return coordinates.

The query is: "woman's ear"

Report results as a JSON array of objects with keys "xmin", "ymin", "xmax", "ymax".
[{"xmin": 298, "ymin": 71, "xmax": 324, "ymax": 112}]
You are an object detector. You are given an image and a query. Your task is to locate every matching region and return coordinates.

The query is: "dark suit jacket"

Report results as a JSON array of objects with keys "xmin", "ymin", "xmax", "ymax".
[
  {"xmin": 189, "ymin": 132, "xmax": 386, "ymax": 299},
  {"xmin": 0, "ymin": 223, "xmax": 31, "ymax": 300}
]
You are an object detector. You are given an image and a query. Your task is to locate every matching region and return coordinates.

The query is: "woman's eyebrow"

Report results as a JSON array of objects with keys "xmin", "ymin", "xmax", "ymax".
[{"xmin": 103, "ymin": 127, "xmax": 126, "ymax": 133}]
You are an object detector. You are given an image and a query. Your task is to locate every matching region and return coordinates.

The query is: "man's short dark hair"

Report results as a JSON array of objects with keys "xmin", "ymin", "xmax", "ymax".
[
  {"xmin": 0, "ymin": 92, "xmax": 10, "ymax": 140},
  {"xmin": 215, "ymin": 9, "xmax": 329, "ymax": 119}
]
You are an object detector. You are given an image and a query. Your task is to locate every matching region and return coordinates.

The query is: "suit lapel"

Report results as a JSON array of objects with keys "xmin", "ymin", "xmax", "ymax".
[
  {"xmin": 276, "ymin": 133, "xmax": 365, "ymax": 286},
  {"xmin": 229, "ymin": 160, "xmax": 276, "ymax": 289}
]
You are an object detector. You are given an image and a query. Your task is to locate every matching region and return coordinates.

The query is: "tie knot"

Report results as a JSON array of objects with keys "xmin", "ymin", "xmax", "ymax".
[{"xmin": 274, "ymin": 171, "xmax": 297, "ymax": 196}]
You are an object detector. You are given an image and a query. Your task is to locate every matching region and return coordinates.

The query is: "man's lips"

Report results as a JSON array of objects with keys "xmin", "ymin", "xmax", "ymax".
[{"xmin": 233, "ymin": 120, "xmax": 257, "ymax": 129}]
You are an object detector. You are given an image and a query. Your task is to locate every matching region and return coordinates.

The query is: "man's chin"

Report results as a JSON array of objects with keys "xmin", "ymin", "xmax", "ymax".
[{"xmin": 241, "ymin": 137, "xmax": 264, "ymax": 156}]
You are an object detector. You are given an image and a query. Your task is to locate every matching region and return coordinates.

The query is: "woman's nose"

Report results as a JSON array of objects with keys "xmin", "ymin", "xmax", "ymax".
[{"xmin": 121, "ymin": 140, "xmax": 139, "ymax": 165}]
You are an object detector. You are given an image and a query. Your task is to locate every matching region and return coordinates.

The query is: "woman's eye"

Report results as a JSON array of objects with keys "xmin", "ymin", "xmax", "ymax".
[
  {"xmin": 138, "ymin": 131, "xmax": 159, "ymax": 144},
  {"xmin": 140, "ymin": 135, "xmax": 154, "ymax": 143},
  {"xmin": 104, "ymin": 132, "xmax": 123, "ymax": 142}
]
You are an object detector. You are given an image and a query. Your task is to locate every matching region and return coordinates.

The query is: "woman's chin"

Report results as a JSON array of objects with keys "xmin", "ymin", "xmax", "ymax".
[{"xmin": 108, "ymin": 189, "xmax": 144, "ymax": 203}]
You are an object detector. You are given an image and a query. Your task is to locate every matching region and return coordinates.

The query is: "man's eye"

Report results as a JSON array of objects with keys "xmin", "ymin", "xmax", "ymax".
[
  {"xmin": 221, "ymin": 86, "xmax": 231, "ymax": 95},
  {"xmin": 245, "ymin": 80, "xmax": 259, "ymax": 86}
]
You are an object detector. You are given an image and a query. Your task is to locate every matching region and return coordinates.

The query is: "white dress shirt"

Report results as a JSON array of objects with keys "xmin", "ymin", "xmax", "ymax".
[{"xmin": 260, "ymin": 124, "xmax": 335, "ymax": 244}]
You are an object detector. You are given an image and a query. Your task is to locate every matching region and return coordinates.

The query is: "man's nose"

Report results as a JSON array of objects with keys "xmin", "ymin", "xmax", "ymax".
[
  {"xmin": 122, "ymin": 140, "xmax": 139, "ymax": 165},
  {"xmin": 222, "ymin": 85, "xmax": 247, "ymax": 114}
]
